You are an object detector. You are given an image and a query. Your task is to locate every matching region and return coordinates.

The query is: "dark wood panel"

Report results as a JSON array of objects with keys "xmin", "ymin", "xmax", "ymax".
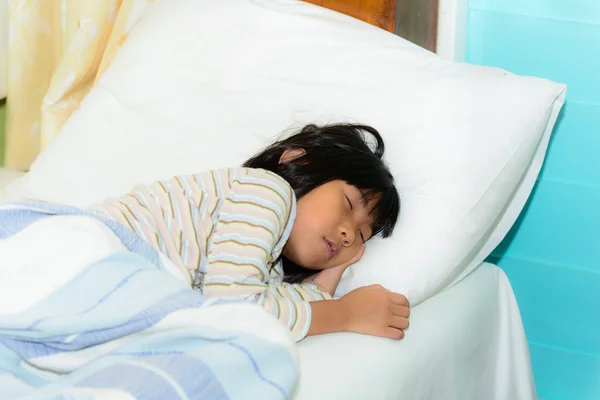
[
  {"xmin": 397, "ymin": 0, "xmax": 439, "ymax": 52},
  {"xmin": 304, "ymin": 0, "xmax": 397, "ymax": 33}
]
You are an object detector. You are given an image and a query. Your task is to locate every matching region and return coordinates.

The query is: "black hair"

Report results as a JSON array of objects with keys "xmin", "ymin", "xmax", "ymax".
[{"xmin": 243, "ymin": 123, "xmax": 400, "ymax": 283}]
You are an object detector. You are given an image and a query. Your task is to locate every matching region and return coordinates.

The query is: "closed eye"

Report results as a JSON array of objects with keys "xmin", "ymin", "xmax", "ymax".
[
  {"xmin": 345, "ymin": 195, "xmax": 353, "ymax": 210},
  {"xmin": 358, "ymin": 229, "xmax": 365, "ymax": 243}
]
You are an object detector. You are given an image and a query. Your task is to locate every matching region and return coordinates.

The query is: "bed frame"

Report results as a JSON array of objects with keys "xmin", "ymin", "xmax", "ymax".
[{"xmin": 304, "ymin": 0, "xmax": 439, "ymax": 52}]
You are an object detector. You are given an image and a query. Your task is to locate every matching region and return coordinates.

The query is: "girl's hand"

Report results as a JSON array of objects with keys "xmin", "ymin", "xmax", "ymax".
[
  {"xmin": 338, "ymin": 285, "xmax": 410, "ymax": 339},
  {"xmin": 307, "ymin": 245, "xmax": 365, "ymax": 296}
]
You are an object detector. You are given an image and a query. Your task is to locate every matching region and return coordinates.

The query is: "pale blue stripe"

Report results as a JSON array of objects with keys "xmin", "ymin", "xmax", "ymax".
[
  {"xmin": 185, "ymin": 334, "xmax": 297, "ymax": 400},
  {"xmin": 0, "ymin": 202, "xmax": 161, "ymax": 268},
  {"xmin": 212, "ymin": 232, "xmax": 272, "ymax": 249},
  {"xmin": 27, "ymin": 268, "xmax": 146, "ymax": 330},
  {"xmin": 76, "ymin": 363, "xmax": 185, "ymax": 399},
  {"xmin": 227, "ymin": 342, "xmax": 287, "ymax": 397},
  {"xmin": 217, "ymin": 212, "xmax": 279, "ymax": 231},
  {"xmin": 237, "ymin": 172, "xmax": 293, "ymax": 200},
  {"xmin": 227, "ymin": 193, "xmax": 286, "ymax": 215},
  {"xmin": 0, "ymin": 255, "xmax": 187, "ymax": 336},
  {"xmin": 1, "ymin": 289, "xmax": 207, "ymax": 359}
]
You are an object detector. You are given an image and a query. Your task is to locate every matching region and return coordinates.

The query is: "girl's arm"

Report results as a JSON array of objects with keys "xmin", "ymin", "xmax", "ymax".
[
  {"xmin": 202, "ymin": 168, "xmax": 410, "ymax": 341},
  {"xmin": 303, "ymin": 244, "xmax": 411, "ymax": 339},
  {"xmin": 203, "ymin": 169, "xmax": 329, "ymax": 341}
]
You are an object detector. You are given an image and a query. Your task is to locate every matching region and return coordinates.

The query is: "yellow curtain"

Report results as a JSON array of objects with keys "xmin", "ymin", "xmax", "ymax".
[{"xmin": 5, "ymin": 0, "xmax": 153, "ymax": 170}]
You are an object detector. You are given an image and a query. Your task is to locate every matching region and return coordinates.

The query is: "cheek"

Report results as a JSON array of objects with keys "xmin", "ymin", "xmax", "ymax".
[
  {"xmin": 325, "ymin": 242, "xmax": 362, "ymax": 267},
  {"xmin": 294, "ymin": 203, "xmax": 317, "ymax": 227},
  {"xmin": 347, "ymin": 241, "xmax": 364, "ymax": 257},
  {"xmin": 294, "ymin": 207, "xmax": 331, "ymax": 238},
  {"xmin": 284, "ymin": 220, "xmax": 322, "ymax": 268}
]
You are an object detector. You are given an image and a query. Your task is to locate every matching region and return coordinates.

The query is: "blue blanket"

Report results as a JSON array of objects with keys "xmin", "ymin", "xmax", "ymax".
[{"xmin": 0, "ymin": 202, "xmax": 298, "ymax": 400}]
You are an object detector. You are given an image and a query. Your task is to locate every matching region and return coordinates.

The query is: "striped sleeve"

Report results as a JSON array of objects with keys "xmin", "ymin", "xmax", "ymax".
[
  {"xmin": 272, "ymin": 282, "xmax": 332, "ymax": 302},
  {"xmin": 268, "ymin": 261, "xmax": 333, "ymax": 302},
  {"xmin": 202, "ymin": 169, "xmax": 325, "ymax": 341}
]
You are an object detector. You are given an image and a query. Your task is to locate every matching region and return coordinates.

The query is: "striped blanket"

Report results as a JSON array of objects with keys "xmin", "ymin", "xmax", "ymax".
[{"xmin": 0, "ymin": 202, "xmax": 298, "ymax": 400}]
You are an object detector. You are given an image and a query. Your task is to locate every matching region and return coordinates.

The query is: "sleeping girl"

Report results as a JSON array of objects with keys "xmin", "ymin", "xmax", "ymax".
[{"xmin": 89, "ymin": 123, "xmax": 410, "ymax": 341}]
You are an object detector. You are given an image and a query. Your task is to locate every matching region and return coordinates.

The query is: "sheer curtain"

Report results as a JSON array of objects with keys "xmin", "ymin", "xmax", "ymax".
[{"xmin": 5, "ymin": 0, "xmax": 153, "ymax": 170}]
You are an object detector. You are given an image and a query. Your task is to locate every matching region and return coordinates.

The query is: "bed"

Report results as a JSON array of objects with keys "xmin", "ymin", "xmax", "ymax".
[
  {"xmin": 0, "ymin": 166, "xmax": 535, "ymax": 398},
  {"xmin": 0, "ymin": 1, "xmax": 552, "ymax": 399},
  {"xmin": 295, "ymin": 3, "xmax": 535, "ymax": 396},
  {"xmin": 296, "ymin": 263, "xmax": 536, "ymax": 399}
]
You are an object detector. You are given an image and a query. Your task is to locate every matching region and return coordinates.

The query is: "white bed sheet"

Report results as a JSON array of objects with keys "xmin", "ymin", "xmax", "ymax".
[
  {"xmin": 296, "ymin": 262, "xmax": 537, "ymax": 400},
  {"xmin": 0, "ymin": 170, "xmax": 536, "ymax": 399}
]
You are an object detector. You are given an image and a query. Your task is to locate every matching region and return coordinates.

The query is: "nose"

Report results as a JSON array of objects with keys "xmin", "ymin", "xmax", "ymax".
[{"xmin": 340, "ymin": 224, "xmax": 356, "ymax": 247}]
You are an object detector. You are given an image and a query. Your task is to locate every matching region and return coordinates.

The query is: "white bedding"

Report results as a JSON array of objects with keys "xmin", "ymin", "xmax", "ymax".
[
  {"xmin": 0, "ymin": 207, "xmax": 299, "ymax": 399},
  {"xmin": 296, "ymin": 262, "xmax": 536, "ymax": 399},
  {"xmin": 0, "ymin": 171, "xmax": 536, "ymax": 399}
]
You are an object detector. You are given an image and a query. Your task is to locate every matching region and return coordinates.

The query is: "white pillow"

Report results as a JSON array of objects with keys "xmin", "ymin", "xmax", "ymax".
[{"xmin": 9, "ymin": 0, "xmax": 566, "ymax": 305}]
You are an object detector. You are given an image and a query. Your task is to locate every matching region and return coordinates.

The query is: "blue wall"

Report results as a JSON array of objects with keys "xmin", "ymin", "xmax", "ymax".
[{"xmin": 466, "ymin": 1, "xmax": 600, "ymax": 399}]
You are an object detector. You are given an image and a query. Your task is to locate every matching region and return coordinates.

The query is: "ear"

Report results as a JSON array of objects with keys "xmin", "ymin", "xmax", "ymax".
[{"xmin": 279, "ymin": 148, "xmax": 306, "ymax": 164}]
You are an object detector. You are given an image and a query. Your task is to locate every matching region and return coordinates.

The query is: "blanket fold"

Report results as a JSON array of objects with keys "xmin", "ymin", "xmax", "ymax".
[{"xmin": 0, "ymin": 202, "xmax": 298, "ymax": 400}]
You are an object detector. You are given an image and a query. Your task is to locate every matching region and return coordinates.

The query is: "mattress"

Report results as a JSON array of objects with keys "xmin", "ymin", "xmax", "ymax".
[
  {"xmin": 295, "ymin": 262, "xmax": 536, "ymax": 400},
  {"xmin": 0, "ymin": 170, "xmax": 536, "ymax": 399}
]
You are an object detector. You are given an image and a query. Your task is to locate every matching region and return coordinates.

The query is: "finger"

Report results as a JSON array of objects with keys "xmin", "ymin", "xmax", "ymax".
[
  {"xmin": 383, "ymin": 327, "xmax": 404, "ymax": 340},
  {"xmin": 388, "ymin": 292, "xmax": 410, "ymax": 306},
  {"xmin": 348, "ymin": 244, "xmax": 366, "ymax": 265},
  {"xmin": 389, "ymin": 316, "xmax": 410, "ymax": 330},
  {"xmin": 357, "ymin": 243, "xmax": 366, "ymax": 258},
  {"xmin": 390, "ymin": 303, "xmax": 410, "ymax": 318}
]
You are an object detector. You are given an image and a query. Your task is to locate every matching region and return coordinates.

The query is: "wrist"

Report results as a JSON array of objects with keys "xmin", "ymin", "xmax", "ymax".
[
  {"xmin": 336, "ymin": 298, "xmax": 352, "ymax": 332},
  {"xmin": 312, "ymin": 267, "xmax": 346, "ymax": 295},
  {"xmin": 307, "ymin": 299, "xmax": 351, "ymax": 336}
]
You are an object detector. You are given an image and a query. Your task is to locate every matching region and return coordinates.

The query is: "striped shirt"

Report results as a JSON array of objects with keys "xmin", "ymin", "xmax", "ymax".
[{"xmin": 89, "ymin": 167, "xmax": 330, "ymax": 341}]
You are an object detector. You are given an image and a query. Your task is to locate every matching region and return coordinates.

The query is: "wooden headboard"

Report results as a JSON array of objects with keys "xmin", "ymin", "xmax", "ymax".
[
  {"xmin": 304, "ymin": 0, "xmax": 397, "ymax": 32},
  {"xmin": 303, "ymin": 0, "xmax": 438, "ymax": 52}
]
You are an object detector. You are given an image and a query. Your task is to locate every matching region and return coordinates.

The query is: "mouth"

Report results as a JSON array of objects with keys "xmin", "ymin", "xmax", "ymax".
[{"xmin": 323, "ymin": 238, "xmax": 338, "ymax": 260}]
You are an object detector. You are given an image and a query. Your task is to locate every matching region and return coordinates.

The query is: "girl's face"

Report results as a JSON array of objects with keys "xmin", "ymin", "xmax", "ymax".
[{"xmin": 282, "ymin": 180, "xmax": 376, "ymax": 270}]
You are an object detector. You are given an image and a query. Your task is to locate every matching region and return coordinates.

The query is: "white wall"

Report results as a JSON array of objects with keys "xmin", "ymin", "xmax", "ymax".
[{"xmin": 436, "ymin": 0, "xmax": 468, "ymax": 61}]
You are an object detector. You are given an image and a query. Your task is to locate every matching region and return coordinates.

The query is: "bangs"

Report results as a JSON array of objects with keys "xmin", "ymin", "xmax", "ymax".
[
  {"xmin": 244, "ymin": 122, "xmax": 401, "ymax": 238},
  {"xmin": 362, "ymin": 186, "xmax": 400, "ymax": 239}
]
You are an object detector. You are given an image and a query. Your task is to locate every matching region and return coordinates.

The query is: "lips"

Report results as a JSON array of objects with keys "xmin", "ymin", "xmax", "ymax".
[{"xmin": 324, "ymin": 238, "xmax": 339, "ymax": 260}]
